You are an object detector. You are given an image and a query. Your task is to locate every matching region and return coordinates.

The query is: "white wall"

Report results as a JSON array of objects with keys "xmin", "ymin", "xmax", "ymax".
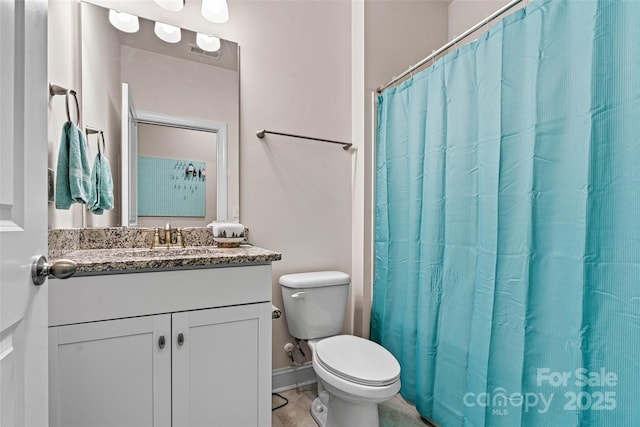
[
  {"xmin": 219, "ymin": 1, "xmax": 353, "ymax": 369},
  {"xmin": 120, "ymin": 46, "xmax": 239, "ymax": 123},
  {"xmin": 47, "ymin": 0, "xmax": 83, "ymax": 229},
  {"xmin": 48, "ymin": 1, "xmax": 120, "ymax": 228},
  {"xmin": 48, "ymin": 0, "xmax": 123, "ymax": 228},
  {"xmin": 448, "ymin": 0, "xmax": 512, "ymax": 40},
  {"xmin": 81, "ymin": 1, "xmax": 122, "ymax": 228}
]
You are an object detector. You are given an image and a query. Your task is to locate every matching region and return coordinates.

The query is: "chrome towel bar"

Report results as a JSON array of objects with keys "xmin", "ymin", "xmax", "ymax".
[{"xmin": 257, "ymin": 129, "xmax": 352, "ymax": 151}]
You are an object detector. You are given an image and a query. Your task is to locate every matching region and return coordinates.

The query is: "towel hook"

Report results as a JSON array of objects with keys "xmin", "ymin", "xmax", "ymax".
[
  {"xmin": 99, "ymin": 131, "xmax": 106, "ymax": 156},
  {"xmin": 50, "ymin": 84, "xmax": 80, "ymax": 125},
  {"xmin": 65, "ymin": 89, "xmax": 80, "ymax": 126},
  {"xmin": 85, "ymin": 126, "xmax": 106, "ymax": 155}
]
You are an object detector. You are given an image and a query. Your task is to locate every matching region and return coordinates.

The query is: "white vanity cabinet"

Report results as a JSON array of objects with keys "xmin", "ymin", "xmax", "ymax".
[{"xmin": 48, "ymin": 264, "xmax": 273, "ymax": 427}]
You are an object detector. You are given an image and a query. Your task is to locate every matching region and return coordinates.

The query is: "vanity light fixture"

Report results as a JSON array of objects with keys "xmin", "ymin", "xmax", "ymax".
[
  {"xmin": 201, "ymin": 0, "xmax": 229, "ymax": 24},
  {"xmin": 196, "ymin": 33, "xmax": 221, "ymax": 52},
  {"xmin": 154, "ymin": 0, "xmax": 185, "ymax": 12},
  {"xmin": 154, "ymin": 22, "xmax": 182, "ymax": 43},
  {"xmin": 108, "ymin": 10, "xmax": 139, "ymax": 33}
]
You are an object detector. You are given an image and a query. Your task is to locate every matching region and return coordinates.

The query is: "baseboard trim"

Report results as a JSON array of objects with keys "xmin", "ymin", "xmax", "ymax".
[{"xmin": 272, "ymin": 363, "xmax": 317, "ymax": 393}]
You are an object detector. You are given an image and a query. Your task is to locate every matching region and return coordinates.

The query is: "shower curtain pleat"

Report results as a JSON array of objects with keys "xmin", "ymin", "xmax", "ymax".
[
  {"xmin": 483, "ymin": 7, "xmax": 540, "ymax": 427},
  {"xmin": 462, "ymin": 19, "xmax": 502, "ymax": 427},
  {"xmin": 371, "ymin": 1, "xmax": 640, "ymax": 426},
  {"xmin": 581, "ymin": 2, "xmax": 640, "ymax": 426}
]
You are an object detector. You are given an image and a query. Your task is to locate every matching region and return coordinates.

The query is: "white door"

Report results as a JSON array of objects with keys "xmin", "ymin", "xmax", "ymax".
[{"xmin": 0, "ymin": 1, "xmax": 49, "ymax": 426}]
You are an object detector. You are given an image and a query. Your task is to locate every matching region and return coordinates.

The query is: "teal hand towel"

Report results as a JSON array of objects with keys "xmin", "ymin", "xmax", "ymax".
[
  {"xmin": 55, "ymin": 121, "xmax": 91, "ymax": 209},
  {"xmin": 89, "ymin": 152, "xmax": 114, "ymax": 215}
]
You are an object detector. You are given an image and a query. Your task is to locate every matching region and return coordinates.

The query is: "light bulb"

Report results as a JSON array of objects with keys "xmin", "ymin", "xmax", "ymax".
[
  {"xmin": 154, "ymin": 0, "xmax": 184, "ymax": 12},
  {"xmin": 201, "ymin": 0, "xmax": 229, "ymax": 24},
  {"xmin": 108, "ymin": 10, "xmax": 139, "ymax": 33},
  {"xmin": 154, "ymin": 22, "xmax": 182, "ymax": 43},
  {"xmin": 196, "ymin": 33, "xmax": 221, "ymax": 52}
]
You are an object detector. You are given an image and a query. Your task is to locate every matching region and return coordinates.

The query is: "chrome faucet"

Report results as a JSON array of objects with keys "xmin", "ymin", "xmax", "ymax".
[{"xmin": 151, "ymin": 223, "xmax": 185, "ymax": 249}]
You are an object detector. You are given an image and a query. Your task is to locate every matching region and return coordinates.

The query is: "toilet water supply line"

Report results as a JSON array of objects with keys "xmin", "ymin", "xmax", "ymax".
[
  {"xmin": 272, "ymin": 304, "xmax": 305, "ymax": 364},
  {"xmin": 285, "ymin": 339, "xmax": 307, "ymax": 365}
]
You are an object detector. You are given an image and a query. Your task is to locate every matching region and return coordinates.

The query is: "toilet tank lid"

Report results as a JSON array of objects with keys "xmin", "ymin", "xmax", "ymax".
[{"xmin": 279, "ymin": 271, "xmax": 350, "ymax": 288}]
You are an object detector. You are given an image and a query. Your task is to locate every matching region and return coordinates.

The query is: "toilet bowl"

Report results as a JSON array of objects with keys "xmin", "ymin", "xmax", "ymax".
[
  {"xmin": 279, "ymin": 272, "xmax": 402, "ymax": 427},
  {"xmin": 309, "ymin": 335, "xmax": 400, "ymax": 427}
]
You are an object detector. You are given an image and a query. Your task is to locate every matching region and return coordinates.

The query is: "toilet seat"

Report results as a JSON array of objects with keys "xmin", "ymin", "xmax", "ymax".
[{"xmin": 315, "ymin": 335, "xmax": 400, "ymax": 387}]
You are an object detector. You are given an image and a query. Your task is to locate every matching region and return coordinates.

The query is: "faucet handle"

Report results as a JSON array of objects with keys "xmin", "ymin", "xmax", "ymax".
[
  {"xmin": 175, "ymin": 228, "xmax": 184, "ymax": 247},
  {"xmin": 152, "ymin": 228, "xmax": 162, "ymax": 247}
]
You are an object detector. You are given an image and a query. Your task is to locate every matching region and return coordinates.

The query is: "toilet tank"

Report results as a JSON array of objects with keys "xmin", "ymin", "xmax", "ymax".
[{"xmin": 280, "ymin": 271, "xmax": 350, "ymax": 340}]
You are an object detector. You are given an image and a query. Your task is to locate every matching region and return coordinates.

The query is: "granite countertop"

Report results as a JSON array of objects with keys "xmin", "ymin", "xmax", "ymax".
[{"xmin": 54, "ymin": 245, "xmax": 282, "ymax": 275}]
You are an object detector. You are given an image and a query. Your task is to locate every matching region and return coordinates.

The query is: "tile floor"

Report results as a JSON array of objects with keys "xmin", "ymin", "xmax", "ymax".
[{"xmin": 271, "ymin": 384, "xmax": 438, "ymax": 427}]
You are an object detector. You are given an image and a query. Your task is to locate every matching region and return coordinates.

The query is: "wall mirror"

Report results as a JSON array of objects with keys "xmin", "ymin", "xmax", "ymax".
[{"xmin": 81, "ymin": 1, "xmax": 239, "ymax": 227}]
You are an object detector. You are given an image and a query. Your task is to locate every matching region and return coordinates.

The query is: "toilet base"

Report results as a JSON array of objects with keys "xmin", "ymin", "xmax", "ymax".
[
  {"xmin": 310, "ymin": 392, "xmax": 381, "ymax": 427},
  {"xmin": 310, "ymin": 397, "xmax": 327, "ymax": 427}
]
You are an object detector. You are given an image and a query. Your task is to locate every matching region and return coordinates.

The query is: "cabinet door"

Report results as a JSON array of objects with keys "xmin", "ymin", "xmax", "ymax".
[
  {"xmin": 172, "ymin": 303, "xmax": 272, "ymax": 427},
  {"xmin": 49, "ymin": 315, "xmax": 171, "ymax": 427}
]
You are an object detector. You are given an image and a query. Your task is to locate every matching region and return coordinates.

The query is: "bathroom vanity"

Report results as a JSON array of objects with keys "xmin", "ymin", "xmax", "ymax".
[{"xmin": 48, "ymin": 243, "xmax": 281, "ymax": 427}]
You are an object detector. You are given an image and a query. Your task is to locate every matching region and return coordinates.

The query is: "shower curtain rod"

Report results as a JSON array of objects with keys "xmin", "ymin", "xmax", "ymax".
[{"xmin": 376, "ymin": 0, "xmax": 524, "ymax": 93}]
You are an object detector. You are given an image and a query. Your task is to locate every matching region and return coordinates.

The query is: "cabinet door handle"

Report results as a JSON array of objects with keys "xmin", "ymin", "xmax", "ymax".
[
  {"xmin": 177, "ymin": 332, "xmax": 185, "ymax": 347},
  {"xmin": 158, "ymin": 335, "xmax": 166, "ymax": 349}
]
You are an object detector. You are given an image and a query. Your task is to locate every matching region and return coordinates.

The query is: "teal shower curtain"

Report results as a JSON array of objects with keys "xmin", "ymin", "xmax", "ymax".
[{"xmin": 371, "ymin": 1, "xmax": 640, "ymax": 426}]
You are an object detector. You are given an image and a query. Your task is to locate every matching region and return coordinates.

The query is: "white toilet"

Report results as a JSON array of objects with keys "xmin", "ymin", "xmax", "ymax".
[{"xmin": 280, "ymin": 271, "xmax": 401, "ymax": 427}]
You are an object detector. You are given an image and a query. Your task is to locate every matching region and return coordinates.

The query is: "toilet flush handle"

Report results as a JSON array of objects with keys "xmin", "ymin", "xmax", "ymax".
[{"xmin": 291, "ymin": 291, "xmax": 306, "ymax": 299}]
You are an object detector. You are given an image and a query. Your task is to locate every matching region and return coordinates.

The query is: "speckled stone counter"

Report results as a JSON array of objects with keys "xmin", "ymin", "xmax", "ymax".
[
  {"xmin": 53, "ymin": 245, "xmax": 281, "ymax": 275},
  {"xmin": 49, "ymin": 227, "xmax": 280, "ymax": 275},
  {"xmin": 49, "ymin": 227, "xmax": 249, "ymax": 259}
]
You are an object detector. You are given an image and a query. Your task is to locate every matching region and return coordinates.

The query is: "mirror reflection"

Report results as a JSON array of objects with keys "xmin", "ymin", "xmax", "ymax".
[
  {"xmin": 81, "ymin": 1, "xmax": 239, "ymax": 227},
  {"xmin": 137, "ymin": 124, "xmax": 217, "ymax": 224}
]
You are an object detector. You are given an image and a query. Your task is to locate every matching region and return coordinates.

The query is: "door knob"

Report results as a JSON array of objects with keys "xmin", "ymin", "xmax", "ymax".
[{"xmin": 31, "ymin": 255, "xmax": 77, "ymax": 286}]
